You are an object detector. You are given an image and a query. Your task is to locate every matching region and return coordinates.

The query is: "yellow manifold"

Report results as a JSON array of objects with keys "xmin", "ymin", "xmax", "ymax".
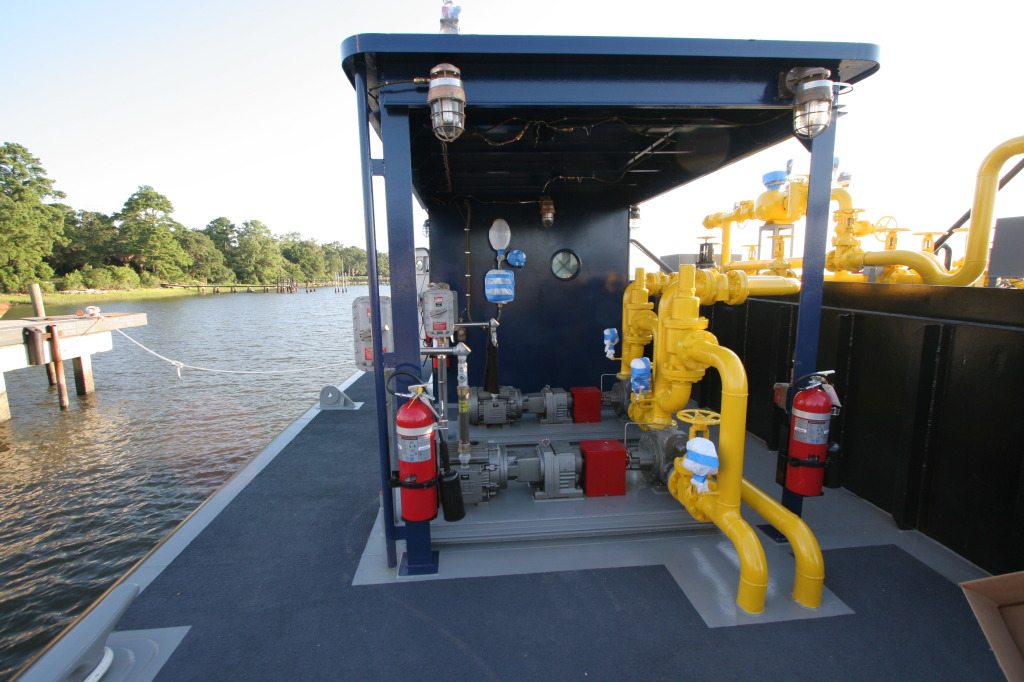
[{"xmin": 620, "ymin": 264, "xmax": 824, "ymax": 614}]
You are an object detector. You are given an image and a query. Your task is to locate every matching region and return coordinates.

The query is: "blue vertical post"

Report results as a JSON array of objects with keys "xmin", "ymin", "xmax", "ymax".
[
  {"xmin": 353, "ymin": 63, "xmax": 398, "ymax": 568},
  {"xmin": 784, "ymin": 109, "xmax": 838, "ymax": 516},
  {"xmin": 380, "ymin": 100, "xmax": 439, "ymax": 575}
]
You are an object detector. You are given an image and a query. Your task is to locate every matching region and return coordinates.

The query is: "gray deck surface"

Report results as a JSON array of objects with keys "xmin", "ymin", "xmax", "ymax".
[{"xmin": 109, "ymin": 373, "xmax": 1002, "ymax": 680}]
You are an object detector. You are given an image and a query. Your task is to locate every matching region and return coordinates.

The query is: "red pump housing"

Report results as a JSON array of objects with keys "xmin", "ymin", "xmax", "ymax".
[
  {"xmin": 395, "ymin": 396, "xmax": 438, "ymax": 522},
  {"xmin": 785, "ymin": 385, "xmax": 833, "ymax": 496}
]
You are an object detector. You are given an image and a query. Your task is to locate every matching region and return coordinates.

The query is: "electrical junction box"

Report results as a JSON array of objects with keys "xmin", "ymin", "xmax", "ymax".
[
  {"xmin": 579, "ymin": 439, "xmax": 627, "ymax": 497},
  {"xmin": 570, "ymin": 387, "xmax": 602, "ymax": 423},
  {"xmin": 420, "ymin": 284, "xmax": 456, "ymax": 339},
  {"xmin": 352, "ymin": 296, "xmax": 393, "ymax": 371}
]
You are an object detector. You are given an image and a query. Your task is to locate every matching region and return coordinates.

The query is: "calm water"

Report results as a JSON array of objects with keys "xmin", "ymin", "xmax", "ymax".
[{"xmin": 0, "ymin": 287, "xmax": 366, "ymax": 679}]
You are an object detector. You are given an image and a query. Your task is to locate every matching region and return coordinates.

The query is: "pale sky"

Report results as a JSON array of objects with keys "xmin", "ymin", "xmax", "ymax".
[{"xmin": 3, "ymin": 0, "xmax": 1022, "ymax": 265}]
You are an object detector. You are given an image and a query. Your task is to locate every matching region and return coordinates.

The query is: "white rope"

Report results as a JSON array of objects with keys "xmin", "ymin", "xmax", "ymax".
[{"xmin": 90, "ymin": 309, "xmax": 346, "ymax": 379}]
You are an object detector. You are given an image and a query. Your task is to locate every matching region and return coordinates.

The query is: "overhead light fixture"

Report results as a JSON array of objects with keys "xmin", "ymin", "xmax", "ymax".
[
  {"xmin": 427, "ymin": 63, "xmax": 465, "ymax": 142},
  {"xmin": 539, "ymin": 196, "xmax": 555, "ymax": 227},
  {"xmin": 422, "ymin": 219, "xmax": 430, "ymax": 237},
  {"xmin": 780, "ymin": 67, "xmax": 841, "ymax": 139}
]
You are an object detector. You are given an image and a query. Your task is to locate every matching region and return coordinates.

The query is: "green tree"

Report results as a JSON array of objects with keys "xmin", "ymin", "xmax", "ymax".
[
  {"xmin": 174, "ymin": 229, "xmax": 235, "ymax": 283},
  {"xmin": 49, "ymin": 207, "xmax": 117, "ymax": 275},
  {"xmin": 0, "ymin": 143, "xmax": 66, "ymax": 292},
  {"xmin": 112, "ymin": 185, "xmax": 192, "ymax": 280},
  {"xmin": 202, "ymin": 216, "xmax": 238, "ymax": 252},
  {"xmin": 230, "ymin": 219, "xmax": 285, "ymax": 284},
  {"xmin": 340, "ymin": 245, "xmax": 368, "ymax": 276},
  {"xmin": 280, "ymin": 233, "xmax": 327, "ymax": 281}
]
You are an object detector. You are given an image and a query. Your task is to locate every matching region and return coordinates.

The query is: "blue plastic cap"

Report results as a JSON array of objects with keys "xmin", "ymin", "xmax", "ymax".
[
  {"xmin": 762, "ymin": 170, "xmax": 788, "ymax": 190},
  {"xmin": 484, "ymin": 269, "xmax": 515, "ymax": 303},
  {"xmin": 507, "ymin": 249, "xmax": 526, "ymax": 267}
]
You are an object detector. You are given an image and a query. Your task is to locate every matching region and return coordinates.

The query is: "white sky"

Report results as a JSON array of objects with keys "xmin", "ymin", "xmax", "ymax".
[{"xmin": 3, "ymin": 0, "xmax": 1022, "ymax": 264}]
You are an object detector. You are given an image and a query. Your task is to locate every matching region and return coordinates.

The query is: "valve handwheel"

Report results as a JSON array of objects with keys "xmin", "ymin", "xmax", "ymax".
[{"xmin": 676, "ymin": 408, "xmax": 721, "ymax": 440}]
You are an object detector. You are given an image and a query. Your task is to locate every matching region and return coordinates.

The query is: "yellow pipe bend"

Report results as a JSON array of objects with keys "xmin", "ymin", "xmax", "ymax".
[
  {"xmin": 714, "ymin": 507, "xmax": 770, "ymax": 614},
  {"xmin": 859, "ymin": 136, "xmax": 1024, "ymax": 286},
  {"xmin": 683, "ymin": 337, "xmax": 769, "ymax": 613},
  {"xmin": 740, "ymin": 479, "xmax": 824, "ymax": 609}
]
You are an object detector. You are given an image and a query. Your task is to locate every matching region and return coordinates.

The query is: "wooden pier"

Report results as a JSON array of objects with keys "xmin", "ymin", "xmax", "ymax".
[{"xmin": 0, "ymin": 312, "xmax": 148, "ymax": 421}]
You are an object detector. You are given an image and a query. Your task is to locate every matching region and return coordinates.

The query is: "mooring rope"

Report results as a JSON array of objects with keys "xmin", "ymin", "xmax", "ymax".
[{"xmin": 88, "ymin": 308, "xmax": 346, "ymax": 379}]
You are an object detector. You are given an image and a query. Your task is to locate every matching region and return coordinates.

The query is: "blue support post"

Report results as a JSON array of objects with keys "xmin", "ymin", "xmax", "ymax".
[
  {"xmin": 353, "ymin": 64, "xmax": 398, "ymax": 568},
  {"xmin": 380, "ymin": 100, "xmax": 439, "ymax": 575},
  {"xmin": 784, "ymin": 109, "xmax": 839, "ymax": 516}
]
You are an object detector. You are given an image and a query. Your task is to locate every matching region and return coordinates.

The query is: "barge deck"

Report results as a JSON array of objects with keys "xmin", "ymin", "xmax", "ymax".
[{"xmin": 18, "ymin": 372, "xmax": 1002, "ymax": 680}]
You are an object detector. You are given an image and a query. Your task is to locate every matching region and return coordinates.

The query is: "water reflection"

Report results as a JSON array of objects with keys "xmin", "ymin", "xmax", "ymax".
[{"xmin": 0, "ymin": 287, "xmax": 364, "ymax": 677}]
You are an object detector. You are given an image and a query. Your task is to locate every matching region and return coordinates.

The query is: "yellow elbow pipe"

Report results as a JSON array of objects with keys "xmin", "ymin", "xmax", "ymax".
[
  {"xmin": 685, "ymin": 336, "xmax": 769, "ymax": 613},
  {"xmin": 860, "ymin": 136, "xmax": 1024, "ymax": 286},
  {"xmin": 687, "ymin": 338, "xmax": 746, "ymax": 510},
  {"xmin": 715, "ymin": 507, "xmax": 770, "ymax": 614},
  {"xmin": 740, "ymin": 479, "xmax": 824, "ymax": 608}
]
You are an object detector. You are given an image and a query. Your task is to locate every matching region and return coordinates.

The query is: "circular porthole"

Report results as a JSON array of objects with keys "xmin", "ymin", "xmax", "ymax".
[{"xmin": 550, "ymin": 249, "xmax": 581, "ymax": 281}]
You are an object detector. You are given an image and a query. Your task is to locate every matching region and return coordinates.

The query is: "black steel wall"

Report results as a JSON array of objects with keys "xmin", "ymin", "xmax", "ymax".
[{"xmin": 704, "ymin": 282, "xmax": 1024, "ymax": 574}]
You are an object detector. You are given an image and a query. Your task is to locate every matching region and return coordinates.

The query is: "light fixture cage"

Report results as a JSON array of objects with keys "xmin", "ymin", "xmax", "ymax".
[
  {"xmin": 782, "ymin": 67, "xmax": 835, "ymax": 139},
  {"xmin": 427, "ymin": 63, "xmax": 466, "ymax": 142}
]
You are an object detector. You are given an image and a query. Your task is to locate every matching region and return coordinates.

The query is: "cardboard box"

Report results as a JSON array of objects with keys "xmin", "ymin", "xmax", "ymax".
[{"xmin": 961, "ymin": 571, "xmax": 1024, "ymax": 681}]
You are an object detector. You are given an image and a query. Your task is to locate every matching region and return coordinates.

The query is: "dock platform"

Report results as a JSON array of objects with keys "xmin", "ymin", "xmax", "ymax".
[{"xmin": 0, "ymin": 313, "xmax": 147, "ymax": 420}]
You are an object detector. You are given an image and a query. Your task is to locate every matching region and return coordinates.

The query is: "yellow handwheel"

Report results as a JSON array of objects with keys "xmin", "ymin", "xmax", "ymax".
[{"xmin": 676, "ymin": 408, "xmax": 721, "ymax": 440}]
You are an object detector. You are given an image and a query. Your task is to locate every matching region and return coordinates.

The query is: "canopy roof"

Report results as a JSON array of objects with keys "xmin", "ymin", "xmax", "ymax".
[{"xmin": 342, "ymin": 33, "xmax": 879, "ymax": 206}]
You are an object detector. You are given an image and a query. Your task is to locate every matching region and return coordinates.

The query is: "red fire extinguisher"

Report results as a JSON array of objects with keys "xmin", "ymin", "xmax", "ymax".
[
  {"xmin": 395, "ymin": 389, "xmax": 439, "ymax": 522},
  {"xmin": 785, "ymin": 373, "xmax": 839, "ymax": 497}
]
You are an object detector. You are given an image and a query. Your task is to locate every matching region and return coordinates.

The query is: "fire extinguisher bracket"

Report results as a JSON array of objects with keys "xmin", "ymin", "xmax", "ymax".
[
  {"xmin": 389, "ymin": 472, "xmax": 440, "ymax": 489},
  {"xmin": 781, "ymin": 454, "xmax": 828, "ymax": 468}
]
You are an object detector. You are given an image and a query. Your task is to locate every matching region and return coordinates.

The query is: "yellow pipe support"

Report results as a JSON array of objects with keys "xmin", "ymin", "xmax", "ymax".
[
  {"xmin": 740, "ymin": 479, "xmax": 825, "ymax": 608},
  {"xmin": 858, "ymin": 136, "xmax": 1024, "ymax": 286}
]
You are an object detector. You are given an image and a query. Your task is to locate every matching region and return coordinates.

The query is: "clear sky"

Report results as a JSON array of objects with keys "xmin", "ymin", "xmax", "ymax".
[{"xmin": 3, "ymin": 0, "xmax": 1022, "ymax": 264}]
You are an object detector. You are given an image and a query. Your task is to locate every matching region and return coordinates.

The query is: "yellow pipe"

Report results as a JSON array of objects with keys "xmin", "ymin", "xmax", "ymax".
[
  {"xmin": 682, "ymin": 337, "xmax": 769, "ymax": 614},
  {"xmin": 856, "ymin": 136, "xmax": 1024, "ymax": 286},
  {"xmin": 743, "ymin": 275, "xmax": 801, "ymax": 298},
  {"xmin": 618, "ymin": 269, "xmax": 654, "ymax": 379},
  {"xmin": 740, "ymin": 479, "xmax": 824, "ymax": 608}
]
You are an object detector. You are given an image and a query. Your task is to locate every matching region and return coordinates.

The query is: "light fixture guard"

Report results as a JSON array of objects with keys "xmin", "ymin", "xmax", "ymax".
[
  {"xmin": 628, "ymin": 205, "xmax": 640, "ymax": 231},
  {"xmin": 781, "ymin": 67, "xmax": 835, "ymax": 139},
  {"xmin": 427, "ymin": 63, "xmax": 466, "ymax": 142},
  {"xmin": 539, "ymin": 196, "xmax": 555, "ymax": 228}
]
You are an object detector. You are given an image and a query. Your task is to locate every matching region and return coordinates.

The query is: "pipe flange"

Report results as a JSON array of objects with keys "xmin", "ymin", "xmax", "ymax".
[
  {"xmin": 679, "ymin": 330, "xmax": 719, "ymax": 371},
  {"xmin": 725, "ymin": 270, "xmax": 749, "ymax": 305}
]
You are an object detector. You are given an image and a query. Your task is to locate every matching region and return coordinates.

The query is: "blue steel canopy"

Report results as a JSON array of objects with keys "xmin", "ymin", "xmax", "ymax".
[{"xmin": 342, "ymin": 33, "xmax": 879, "ymax": 207}]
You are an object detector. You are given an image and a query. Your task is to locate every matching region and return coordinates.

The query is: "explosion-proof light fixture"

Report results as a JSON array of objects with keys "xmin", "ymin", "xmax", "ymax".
[
  {"xmin": 539, "ymin": 196, "xmax": 555, "ymax": 228},
  {"xmin": 629, "ymin": 205, "xmax": 640, "ymax": 231},
  {"xmin": 781, "ymin": 67, "xmax": 837, "ymax": 139},
  {"xmin": 427, "ymin": 63, "xmax": 465, "ymax": 142}
]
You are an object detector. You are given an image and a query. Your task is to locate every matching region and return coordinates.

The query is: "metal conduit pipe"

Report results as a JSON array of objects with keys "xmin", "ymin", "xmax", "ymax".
[{"xmin": 857, "ymin": 136, "xmax": 1024, "ymax": 285}]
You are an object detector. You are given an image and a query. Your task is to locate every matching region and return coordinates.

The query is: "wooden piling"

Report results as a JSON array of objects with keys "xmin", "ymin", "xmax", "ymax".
[
  {"xmin": 0, "ymin": 372, "xmax": 9, "ymax": 422},
  {"xmin": 73, "ymin": 355, "xmax": 95, "ymax": 396},
  {"xmin": 47, "ymin": 324, "xmax": 69, "ymax": 409},
  {"xmin": 29, "ymin": 283, "xmax": 58, "ymax": 386}
]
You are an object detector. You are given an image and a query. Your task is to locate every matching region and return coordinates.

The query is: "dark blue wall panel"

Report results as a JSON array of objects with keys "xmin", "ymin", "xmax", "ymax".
[{"xmin": 429, "ymin": 195, "xmax": 629, "ymax": 392}]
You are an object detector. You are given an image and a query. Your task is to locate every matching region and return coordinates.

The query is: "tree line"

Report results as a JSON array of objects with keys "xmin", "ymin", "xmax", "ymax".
[{"xmin": 0, "ymin": 142, "xmax": 385, "ymax": 293}]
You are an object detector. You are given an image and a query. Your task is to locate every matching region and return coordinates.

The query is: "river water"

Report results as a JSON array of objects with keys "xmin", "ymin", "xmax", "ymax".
[{"xmin": 0, "ymin": 286, "xmax": 367, "ymax": 679}]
